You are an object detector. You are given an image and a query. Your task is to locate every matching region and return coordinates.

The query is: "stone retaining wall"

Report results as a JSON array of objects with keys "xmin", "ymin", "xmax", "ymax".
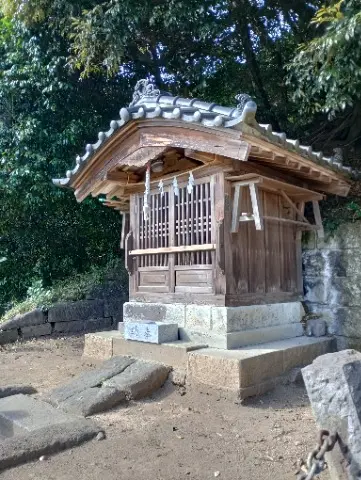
[
  {"xmin": 303, "ymin": 222, "xmax": 361, "ymax": 349},
  {"xmin": 0, "ymin": 298, "xmax": 126, "ymax": 345}
]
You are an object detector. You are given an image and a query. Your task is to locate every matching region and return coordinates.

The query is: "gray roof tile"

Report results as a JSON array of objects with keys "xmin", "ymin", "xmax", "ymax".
[{"xmin": 53, "ymin": 79, "xmax": 355, "ymax": 188}]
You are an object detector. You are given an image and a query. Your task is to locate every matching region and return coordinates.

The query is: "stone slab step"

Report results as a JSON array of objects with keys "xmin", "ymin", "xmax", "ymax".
[
  {"xmin": 187, "ymin": 336, "xmax": 335, "ymax": 400},
  {"xmin": 84, "ymin": 330, "xmax": 207, "ymax": 369},
  {"xmin": 0, "ymin": 394, "xmax": 101, "ymax": 471},
  {"xmin": 46, "ymin": 355, "xmax": 170, "ymax": 416},
  {"xmin": 179, "ymin": 323, "xmax": 304, "ymax": 349}
]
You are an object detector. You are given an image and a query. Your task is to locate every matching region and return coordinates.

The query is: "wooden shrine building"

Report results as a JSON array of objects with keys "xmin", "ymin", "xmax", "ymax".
[{"xmin": 54, "ymin": 79, "xmax": 351, "ymax": 350}]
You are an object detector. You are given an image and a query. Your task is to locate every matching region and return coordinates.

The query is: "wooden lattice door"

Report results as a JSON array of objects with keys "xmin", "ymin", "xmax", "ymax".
[{"xmin": 130, "ymin": 177, "xmax": 215, "ymax": 294}]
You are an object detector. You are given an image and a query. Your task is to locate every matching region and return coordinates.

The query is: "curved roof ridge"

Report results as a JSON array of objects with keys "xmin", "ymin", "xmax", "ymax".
[{"xmin": 53, "ymin": 79, "xmax": 356, "ymax": 188}]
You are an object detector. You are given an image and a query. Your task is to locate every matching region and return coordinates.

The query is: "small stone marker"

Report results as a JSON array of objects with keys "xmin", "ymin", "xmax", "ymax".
[
  {"xmin": 302, "ymin": 349, "xmax": 361, "ymax": 480},
  {"xmin": 124, "ymin": 321, "xmax": 178, "ymax": 344}
]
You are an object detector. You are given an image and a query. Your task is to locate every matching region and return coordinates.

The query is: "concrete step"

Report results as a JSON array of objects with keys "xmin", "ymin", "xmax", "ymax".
[
  {"xmin": 187, "ymin": 336, "xmax": 335, "ymax": 399},
  {"xmin": 179, "ymin": 323, "xmax": 304, "ymax": 349},
  {"xmin": 84, "ymin": 330, "xmax": 207, "ymax": 369},
  {"xmin": 84, "ymin": 331, "xmax": 334, "ymax": 400}
]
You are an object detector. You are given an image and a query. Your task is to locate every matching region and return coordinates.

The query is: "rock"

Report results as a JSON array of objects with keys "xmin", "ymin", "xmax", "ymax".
[
  {"xmin": 104, "ymin": 299, "xmax": 124, "ymax": 318},
  {"xmin": 169, "ymin": 370, "xmax": 186, "ymax": 387},
  {"xmin": 0, "ymin": 329, "xmax": 18, "ymax": 345},
  {"xmin": 96, "ymin": 431, "xmax": 106, "ymax": 441},
  {"xmin": 39, "ymin": 455, "xmax": 47, "ymax": 461},
  {"xmin": 214, "ymin": 471, "xmax": 220, "ymax": 477},
  {"xmin": 103, "ymin": 360, "xmax": 170, "ymax": 400},
  {"xmin": 48, "ymin": 300, "xmax": 104, "ymax": 324},
  {"xmin": 47, "ymin": 356, "xmax": 135, "ymax": 405},
  {"xmin": 306, "ymin": 319, "xmax": 326, "ymax": 337},
  {"xmin": 0, "ymin": 419, "xmax": 101, "ymax": 472},
  {"xmin": 302, "ymin": 350, "xmax": 361, "ymax": 479},
  {"xmin": 0, "ymin": 385, "xmax": 37, "ymax": 398},
  {"xmin": 21, "ymin": 323, "xmax": 52, "ymax": 339},
  {"xmin": 47, "ymin": 356, "xmax": 169, "ymax": 416},
  {"xmin": 0, "ymin": 309, "xmax": 46, "ymax": 331},
  {"xmin": 58, "ymin": 386, "xmax": 126, "ymax": 417}
]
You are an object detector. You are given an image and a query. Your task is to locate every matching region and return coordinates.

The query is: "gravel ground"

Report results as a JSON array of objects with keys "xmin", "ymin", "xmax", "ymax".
[{"xmin": 0, "ymin": 336, "xmax": 327, "ymax": 480}]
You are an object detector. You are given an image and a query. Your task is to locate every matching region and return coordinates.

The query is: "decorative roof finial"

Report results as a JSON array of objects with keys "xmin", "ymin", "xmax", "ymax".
[
  {"xmin": 235, "ymin": 93, "xmax": 254, "ymax": 112},
  {"xmin": 129, "ymin": 78, "xmax": 161, "ymax": 107}
]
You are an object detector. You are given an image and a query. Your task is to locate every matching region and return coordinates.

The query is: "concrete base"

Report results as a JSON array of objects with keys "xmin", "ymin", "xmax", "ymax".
[
  {"xmin": 179, "ymin": 323, "xmax": 303, "ymax": 349},
  {"xmin": 84, "ymin": 331, "xmax": 207, "ymax": 370},
  {"xmin": 188, "ymin": 336, "xmax": 334, "ymax": 399},
  {"xmin": 123, "ymin": 301, "xmax": 305, "ymax": 350},
  {"xmin": 84, "ymin": 331, "xmax": 334, "ymax": 399}
]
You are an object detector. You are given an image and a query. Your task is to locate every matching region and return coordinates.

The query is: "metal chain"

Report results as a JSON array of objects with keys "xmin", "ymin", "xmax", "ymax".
[{"xmin": 296, "ymin": 430, "xmax": 339, "ymax": 480}]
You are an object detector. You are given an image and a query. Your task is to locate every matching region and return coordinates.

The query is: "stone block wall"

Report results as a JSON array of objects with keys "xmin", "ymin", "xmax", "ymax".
[
  {"xmin": 0, "ymin": 297, "xmax": 127, "ymax": 345},
  {"xmin": 303, "ymin": 222, "xmax": 361, "ymax": 348}
]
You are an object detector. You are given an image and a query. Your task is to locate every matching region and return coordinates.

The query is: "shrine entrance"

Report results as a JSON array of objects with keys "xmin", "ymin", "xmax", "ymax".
[{"xmin": 129, "ymin": 176, "xmax": 215, "ymax": 295}]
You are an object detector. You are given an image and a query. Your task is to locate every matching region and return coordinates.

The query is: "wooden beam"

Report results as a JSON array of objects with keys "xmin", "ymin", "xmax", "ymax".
[
  {"xmin": 130, "ymin": 243, "xmax": 216, "ymax": 256},
  {"xmin": 105, "ymin": 171, "xmax": 140, "ymax": 182},
  {"xmin": 263, "ymin": 216, "xmax": 318, "ymax": 230},
  {"xmin": 249, "ymin": 183, "xmax": 263, "ymax": 230},
  {"xmin": 231, "ymin": 184, "xmax": 243, "ymax": 233},
  {"xmin": 312, "ymin": 200, "xmax": 325, "ymax": 239},
  {"xmin": 120, "ymin": 212, "xmax": 130, "ymax": 249},
  {"xmin": 280, "ymin": 191, "xmax": 310, "ymax": 224}
]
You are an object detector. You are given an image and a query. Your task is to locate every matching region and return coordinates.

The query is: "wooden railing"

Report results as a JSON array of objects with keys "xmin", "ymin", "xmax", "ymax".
[{"xmin": 129, "ymin": 243, "xmax": 216, "ymax": 256}]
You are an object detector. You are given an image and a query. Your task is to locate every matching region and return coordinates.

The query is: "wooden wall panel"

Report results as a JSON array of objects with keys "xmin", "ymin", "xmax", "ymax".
[
  {"xmin": 225, "ymin": 184, "xmax": 300, "ymax": 300},
  {"xmin": 248, "ymin": 190, "xmax": 266, "ymax": 293},
  {"xmin": 175, "ymin": 267, "xmax": 213, "ymax": 293},
  {"xmin": 138, "ymin": 268, "xmax": 169, "ymax": 292},
  {"xmin": 264, "ymin": 191, "xmax": 281, "ymax": 293}
]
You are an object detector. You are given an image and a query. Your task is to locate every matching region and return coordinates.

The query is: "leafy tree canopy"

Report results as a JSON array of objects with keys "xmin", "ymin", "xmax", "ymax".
[{"xmin": 0, "ymin": 0, "xmax": 360, "ymax": 312}]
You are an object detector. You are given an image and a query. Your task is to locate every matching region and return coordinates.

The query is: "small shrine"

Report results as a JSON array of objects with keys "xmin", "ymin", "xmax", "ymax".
[{"xmin": 54, "ymin": 79, "xmax": 351, "ymax": 352}]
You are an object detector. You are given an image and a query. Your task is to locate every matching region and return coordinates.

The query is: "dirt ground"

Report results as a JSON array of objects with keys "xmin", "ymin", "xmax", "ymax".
[{"xmin": 0, "ymin": 336, "xmax": 326, "ymax": 480}]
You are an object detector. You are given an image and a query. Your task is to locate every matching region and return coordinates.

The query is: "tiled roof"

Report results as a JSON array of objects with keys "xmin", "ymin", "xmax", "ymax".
[{"xmin": 53, "ymin": 79, "xmax": 354, "ymax": 188}]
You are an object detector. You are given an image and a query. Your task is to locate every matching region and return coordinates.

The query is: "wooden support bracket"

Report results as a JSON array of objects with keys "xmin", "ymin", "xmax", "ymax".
[
  {"xmin": 231, "ymin": 180, "xmax": 263, "ymax": 232},
  {"xmin": 312, "ymin": 200, "xmax": 324, "ymax": 239}
]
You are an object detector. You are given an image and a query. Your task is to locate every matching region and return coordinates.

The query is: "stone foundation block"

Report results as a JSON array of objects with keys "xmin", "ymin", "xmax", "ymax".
[
  {"xmin": 0, "ymin": 309, "xmax": 46, "ymax": 331},
  {"xmin": 104, "ymin": 299, "xmax": 124, "ymax": 318},
  {"xmin": 83, "ymin": 332, "xmax": 114, "ymax": 360},
  {"xmin": 211, "ymin": 302, "xmax": 304, "ymax": 334},
  {"xmin": 185, "ymin": 305, "xmax": 211, "ymax": 332},
  {"xmin": 124, "ymin": 302, "xmax": 185, "ymax": 327},
  {"xmin": 0, "ymin": 329, "xmax": 18, "ymax": 345},
  {"xmin": 54, "ymin": 320, "xmax": 85, "ymax": 334},
  {"xmin": 48, "ymin": 300, "xmax": 104, "ymax": 323},
  {"xmin": 302, "ymin": 350, "xmax": 361, "ymax": 479},
  {"xmin": 124, "ymin": 321, "xmax": 178, "ymax": 344},
  {"xmin": 85, "ymin": 318, "xmax": 112, "ymax": 332},
  {"xmin": 21, "ymin": 323, "xmax": 52, "ymax": 339},
  {"xmin": 188, "ymin": 337, "xmax": 334, "ymax": 399}
]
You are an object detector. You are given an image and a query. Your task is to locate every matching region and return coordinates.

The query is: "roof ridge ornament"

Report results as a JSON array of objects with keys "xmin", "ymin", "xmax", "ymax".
[
  {"xmin": 235, "ymin": 93, "xmax": 253, "ymax": 112},
  {"xmin": 129, "ymin": 79, "xmax": 161, "ymax": 107},
  {"xmin": 235, "ymin": 93, "xmax": 257, "ymax": 123}
]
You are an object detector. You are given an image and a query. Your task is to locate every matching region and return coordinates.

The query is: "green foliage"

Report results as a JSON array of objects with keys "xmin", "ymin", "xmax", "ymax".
[
  {"xmin": 0, "ymin": 0, "xmax": 359, "ymax": 314},
  {"xmin": 288, "ymin": 0, "xmax": 361, "ymax": 115},
  {"xmin": 0, "ymin": 16, "xmax": 129, "ymax": 312},
  {"xmin": 320, "ymin": 196, "xmax": 361, "ymax": 234},
  {"xmin": 0, "ymin": 257, "xmax": 126, "ymax": 323}
]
